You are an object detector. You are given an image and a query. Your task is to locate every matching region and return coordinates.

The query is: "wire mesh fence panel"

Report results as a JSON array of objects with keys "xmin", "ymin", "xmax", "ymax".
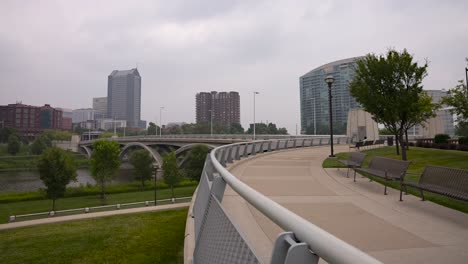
[{"xmin": 194, "ymin": 194, "xmax": 260, "ymax": 264}]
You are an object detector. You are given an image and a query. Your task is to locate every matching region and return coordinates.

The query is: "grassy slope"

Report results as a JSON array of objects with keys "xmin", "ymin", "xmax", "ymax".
[
  {"xmin": 0, "ymin": 186, "xmax": 196, "ymax": 224},
  {"xmin": 323, "ymin": 146, "xmax": 468, "ymax": 213},
  {"xmin": 0, "ymin": 209, "xmax": 187, "ymax": 264}
]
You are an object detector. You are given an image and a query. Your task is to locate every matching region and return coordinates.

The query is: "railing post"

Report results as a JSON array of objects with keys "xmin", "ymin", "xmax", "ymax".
[
  {"xmin": 235, "ymin": 145, "xmax": 241, "ymax": 160},
  {"xmin": 270, "ymin": 232, "xmax": 319, "ymax": 264},
  {"xmin": 267, "ymin": 141, "xmax": 272, "ymax": 152},
  {"xmin": 211, "ymin": 173, "xmax": 226, "ymax": 202},
  {"xmin": 226, "ymin": 146, "xmax": 234, "ymax": 164},
  {"xmin": 243, "ymin": 143, "xmax": 249, "ymax": 158},
  {"xmin": 276, "ymin": 140, "xmax": 281, "ymax": 150},
  {"xmin": 252, "ymin": 143, "xmax": 256, "ymax": 156}
]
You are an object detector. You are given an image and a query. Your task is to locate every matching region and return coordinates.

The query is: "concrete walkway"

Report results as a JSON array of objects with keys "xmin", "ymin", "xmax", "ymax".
[
  {"xmin": 0, "ymin": 202, "xmax": 190, "ymax": 230},
  {"xmin": 223, "ymin": 145, "xmax": 468, "ymax": 263}
]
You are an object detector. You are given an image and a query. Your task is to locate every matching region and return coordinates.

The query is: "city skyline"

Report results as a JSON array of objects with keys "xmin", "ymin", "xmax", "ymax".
[{"xmin": 1, "ymin": 0, "xmax": 467, "ymax": 133}]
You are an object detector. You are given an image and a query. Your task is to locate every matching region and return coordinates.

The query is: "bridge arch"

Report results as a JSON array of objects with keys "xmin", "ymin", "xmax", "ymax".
[
  {"xmin": 174, "ymin": 143, "xmax": 216, "ymax": 156},
  {"xmin": 119, "ymin": 142, "xmax": 164, "ymax": 167},
  {"xmin": 80, "ymin": 145, "xmax": 92, "ymax": 158},
  {"xmin": 175, "ymin": 143, "xmax": 215, "ymax": 167}
]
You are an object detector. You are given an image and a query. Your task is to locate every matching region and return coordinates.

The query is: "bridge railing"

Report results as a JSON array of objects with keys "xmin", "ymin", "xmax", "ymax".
[{"xmin": 186, "ymin": 137, "xmax": 381, "ymax": 264}]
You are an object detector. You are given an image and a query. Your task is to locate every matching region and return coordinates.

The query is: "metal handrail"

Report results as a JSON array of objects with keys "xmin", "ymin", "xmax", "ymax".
[{"xmin": 209, "ymin": 139, "xmax": 381, "ymax": 264}]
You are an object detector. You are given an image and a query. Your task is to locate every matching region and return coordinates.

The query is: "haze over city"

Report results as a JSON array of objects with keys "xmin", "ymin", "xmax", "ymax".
[{"xmin": 1, "ymin": 0, "xmax": 467, "ymax": 133}]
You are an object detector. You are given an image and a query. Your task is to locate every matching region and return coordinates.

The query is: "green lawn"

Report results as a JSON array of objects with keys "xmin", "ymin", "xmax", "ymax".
[
  {"xmin": 323, "ymin": 147, "xmax": 468, "ymax": 213},
  {"xmin": 0, "ymin": 209, "xmax": 187, "ymax": 264},
  {"xmin": 0, "ymin": 186, "xmax": 196, "ymax": 224}
]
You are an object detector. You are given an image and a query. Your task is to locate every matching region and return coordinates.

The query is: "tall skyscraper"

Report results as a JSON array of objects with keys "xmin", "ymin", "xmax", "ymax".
[
  {"xmin": 92, "ymin": 97, "xmax": 107, "ymax": 120},
  {"xmin": 196, "ymin": 91, "xmax": 240, "ymax": 128},
  {"xmin": 107, "ymin": 68, "xmax": 141, "ymax": 128},
  {"xmin": 300, "ymin": 57, "xmax": 362, "ymax": 135}
]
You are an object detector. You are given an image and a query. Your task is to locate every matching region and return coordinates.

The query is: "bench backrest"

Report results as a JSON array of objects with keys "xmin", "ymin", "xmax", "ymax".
[
  {"xmin": 420, "ymin": 166, "xmax": 468, "ymax": 194},
  {"xmin": 375, "ymin": 139, "xmax": 384, "ymax": 145},
  {"xmin": 368, "ymin": 157, "xmax": 411, "ymax": 177},
  {"xmin": 350, "ymin": 152, "xmax": 366, "ymax": 165}
]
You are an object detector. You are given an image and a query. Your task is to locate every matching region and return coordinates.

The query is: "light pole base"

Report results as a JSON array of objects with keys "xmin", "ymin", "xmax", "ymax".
[{"xmin": 329, "ymin": 155, "xmax": 335, "ymax": 158}]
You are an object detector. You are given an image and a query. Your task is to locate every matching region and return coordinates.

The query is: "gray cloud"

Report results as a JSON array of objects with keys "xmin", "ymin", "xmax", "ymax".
[{"xmin": 1, "ymin": 0, "xmax": 467, "ymax": 133}]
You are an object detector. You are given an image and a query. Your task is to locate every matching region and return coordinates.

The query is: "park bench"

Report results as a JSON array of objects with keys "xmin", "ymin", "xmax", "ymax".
[
  {"xmin": 400, "ymin": 165, "xmax": 468, "ymax": 202},
  {"xmin": 355, "ymin": 157, "xmax": 411, "ymax": 195},
  {"xmin": 349, "ymin": 141, "xmax": 364, "ymax": 151},
  {"xmin": 338, "ymin": 152, "xmax": 366, "ymax": 178}
]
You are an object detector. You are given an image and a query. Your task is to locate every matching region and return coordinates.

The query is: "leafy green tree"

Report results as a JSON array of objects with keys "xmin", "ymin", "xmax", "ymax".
[
  {"xmin": 0, "ymin": 127, "xmax": 16, "ymax": 143},
  {"xmin": 31, "ymin": 137, "xmax": 48, "ymax": 155},
  {"xmin": 90, "ymin": 140, "xmax": 121, "ymax": 200},
  {"xmin": 129, "ymin": 149, "xmax": 154, "ymax": 189},
  {"xmin": 37, "ymin": 147, "xmax": 77, "ymax": 211},
  {"xmin": 147, "ymin": 122, "xmax": 159, "ymax": 135},
  {"xmin": 7, "ymin": 134, "xmax": 20, "ymax": 155},
  {"xmin": 185, "ymin": 145, "xmax": 210, "ymax": 181},
  {"xmin": 229, "ymin": 123, "xmax": 245, "ymax": 134},
  {"xmin": 162, "ymin": 151, "xmax": 181, "ymax": 199},
  {"xmin": 455, "ymin": 121, "xmax": 468, "ymax": 136},
  {"xmin": 350, "ymin": 49, "xmax": 437, "ymax": 160},
  {"xmin": 278, "ymin": 127, "xmax": 288, "ymax": 135},
  {"xmin": 442, "ymin": 80, "xmax": 468, "ymax": 121}
]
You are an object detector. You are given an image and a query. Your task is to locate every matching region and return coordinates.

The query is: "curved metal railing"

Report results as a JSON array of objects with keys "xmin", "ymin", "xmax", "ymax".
[{"xmin": 187, "ymin": 137, "xmax": 382, "ymax": 264}]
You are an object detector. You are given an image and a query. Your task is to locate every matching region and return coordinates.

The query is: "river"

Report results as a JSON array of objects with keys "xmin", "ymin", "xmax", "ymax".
[{"xmin": 0, "ymin": 168, "xmax": 136, "ymax": 193}]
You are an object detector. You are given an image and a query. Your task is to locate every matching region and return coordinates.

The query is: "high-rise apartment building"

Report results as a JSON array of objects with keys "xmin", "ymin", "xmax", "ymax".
[
  {"xmin": 0, "ymin": 103, "xmax": 63, "ymax": 138},
  {"xmin": 107, "ymin": 68, "xmax": 141, "ymax": 128},
  {"xmin": 300, "ymin": 57, "xmax": 362, "ymax": 135},
  {"xmin": 196, "ymin": 91, "xmax": 240, "ymax": 127},
  {"xmin": 92, "ymin": 97, "xmax": 107, "ymax": 119}
]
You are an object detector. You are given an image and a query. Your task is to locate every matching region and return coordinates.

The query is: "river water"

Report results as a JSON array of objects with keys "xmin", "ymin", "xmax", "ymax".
[{"xmin": 0, "ymin": 168, "xmax": 136, "ymax": 193}]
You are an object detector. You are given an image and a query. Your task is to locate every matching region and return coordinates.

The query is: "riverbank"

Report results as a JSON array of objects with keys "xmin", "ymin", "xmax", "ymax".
[
  {"xmin": 0, "ymin": 153, "xmax": 89, "ymax": 171},
  {"xmin": 0, "ymin": 179, "xmax": 198, "ymax": 203},
  {"xmin": 0, "ymin": 185, "xmax": 196, "ymax": 224}
]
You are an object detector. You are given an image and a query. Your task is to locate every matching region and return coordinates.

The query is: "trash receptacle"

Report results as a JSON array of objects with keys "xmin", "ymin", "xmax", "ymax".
[{"xmin": 387, "ymin": 136, "xmax": 394, "ymax": 146}]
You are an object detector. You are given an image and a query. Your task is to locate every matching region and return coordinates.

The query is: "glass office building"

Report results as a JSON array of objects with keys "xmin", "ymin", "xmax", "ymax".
[{"xmin": 300, "ymin": 57, "xmax": 362, "ymax": 135}]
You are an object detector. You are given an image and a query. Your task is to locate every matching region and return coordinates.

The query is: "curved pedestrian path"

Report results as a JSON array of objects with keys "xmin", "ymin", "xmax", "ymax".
[
  {"xmin": 0, "ymin": 202, "xmax": 190, "ymax": 230},
  {"xmin": 222, "ymin": 145, "xmax": 468, "ymax": 263}
]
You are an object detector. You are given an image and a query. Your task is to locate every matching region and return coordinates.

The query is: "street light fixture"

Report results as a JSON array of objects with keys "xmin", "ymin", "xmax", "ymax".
[
  {"xmin": 325, "ymin": 75, "xmax": 335, "ymax": 157},
  {"xmin": 209, "ymin": 109, "xmax": 213, "ymax": 137},
  {"xmin": 159, "ymin": 107, "xmax": 164, "ymax": 137},
  {"xmin": 253, "ymin": 91, "xmax": 259, "ymax": 140}
]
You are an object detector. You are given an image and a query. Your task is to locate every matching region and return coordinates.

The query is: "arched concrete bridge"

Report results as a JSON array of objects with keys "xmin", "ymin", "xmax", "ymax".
[{"xmin": 78, "ymin": 135, "xmax": 246, "ymax": 167}]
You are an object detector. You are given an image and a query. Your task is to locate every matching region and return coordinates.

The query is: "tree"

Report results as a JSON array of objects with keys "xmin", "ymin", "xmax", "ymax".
[
  {"xmin": 185, "ymin": 145, "xmax": 210, "ymax": 181},
  {"xmin": 90, "ymin": 140, "xmax": 121, "ymax": 200},
  {"xmin": 7, "ymin": 134, "xmax": 20, "ymax": 155},
  {"xmin": 0, "ymin": 127, "xmax": 16, "ymax": 143},
  {"xmin": 350, "ymin": 49, "xmax": 437, "ymax": 160},
  {"xmin": 31, "ymin": 137, "xmax": 48, "ymax": 155},
  {"xmin": 162, "ymin": 151, "xmax": 181, "ymax": 199},
  {"xmin": 129, "ymin": 149, "xmax": 154, "ymax": 189},
  {"xmin": 455, "ymin": 121, "xmax": 468, "ymax": 137},
  {"xmin": 229, "ymin": 123, "xmax": 245, "ymax": 134},
  {"xmin": 37, "ymin": 147, "xmax": 77, "ymax": 211},
  {"xmin": 147, "ymin": 122, "xmax": 159, "ymax": 135},
  {"xmin": 441, "ymin": 80, "xmax": 468, "ymax": 121}
]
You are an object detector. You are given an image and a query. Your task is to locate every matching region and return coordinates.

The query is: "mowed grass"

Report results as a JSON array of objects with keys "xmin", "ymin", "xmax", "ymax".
[
  {"xmin": 0, "ymin": 209, "xmax": 188, "ymax": 264},
  {"xmin": 323, "ymin": 146, "xmax": 468, "ymax": 213},
  {"xmin": 0, "ymin": 186, "xmax": 196, "ymax": 224}
]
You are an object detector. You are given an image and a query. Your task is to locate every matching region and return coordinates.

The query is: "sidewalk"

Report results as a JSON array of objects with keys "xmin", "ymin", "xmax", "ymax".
[
  {"xmin": 0, "ymin": 202, "xmax": 190, "ymax": 230},
  {"xmin": 223, "ymin": 145, "xmax": 468, "ymax": 263}
]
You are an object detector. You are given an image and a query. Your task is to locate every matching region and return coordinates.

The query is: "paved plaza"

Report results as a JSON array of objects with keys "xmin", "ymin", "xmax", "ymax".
[{"xmin": 223, "ymin": 145, "xmax": 468, "ymax": 263}]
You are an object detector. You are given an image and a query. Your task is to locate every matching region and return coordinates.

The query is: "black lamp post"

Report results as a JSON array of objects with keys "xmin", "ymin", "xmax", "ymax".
[
  {"xmin": 325, "ymin": 75, "xmax": 335, "ymax": 157},
  {"xmin": 465, "ymin": 67, "xmax": 468, "ymax": 88}
]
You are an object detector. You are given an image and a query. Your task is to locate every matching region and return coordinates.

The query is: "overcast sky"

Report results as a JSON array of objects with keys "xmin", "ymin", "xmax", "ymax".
[{"xmin": 1, "ymin": 0, "xmax": 467, "ymax": 134}]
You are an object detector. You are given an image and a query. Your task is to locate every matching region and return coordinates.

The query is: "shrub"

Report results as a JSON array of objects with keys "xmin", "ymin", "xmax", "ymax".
[
  {"xmin": 459, "ymin": 137, "xmax": 468, "ymax": 145},
  {"xmin": 434, "ymin": 134, "xmax": 450, "ymax": 144}
]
